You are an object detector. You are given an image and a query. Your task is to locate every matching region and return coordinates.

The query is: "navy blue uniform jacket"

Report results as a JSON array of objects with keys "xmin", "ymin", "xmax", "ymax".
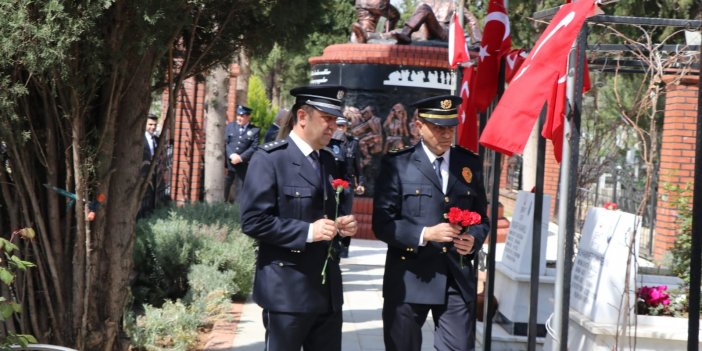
[
  {"xmin": 372, "ymin": 144, "xmax": 490, "ymax": 305},
  {"xmin": 225, "ymin": 122, "xmax": 260, "ymax": 171},
  {"xmin": 240, "ymin": 137, "xmax": 350, "ymax": 313}
]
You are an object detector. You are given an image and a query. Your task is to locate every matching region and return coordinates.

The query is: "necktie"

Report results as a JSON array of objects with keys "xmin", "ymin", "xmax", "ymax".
[
  {"xmin": 433, "ymin": 157, "xmax": 443, "ymax": 186},
  {"xmin": 309, "ymin": 151, "xmax": 322, "ymax": 181}
]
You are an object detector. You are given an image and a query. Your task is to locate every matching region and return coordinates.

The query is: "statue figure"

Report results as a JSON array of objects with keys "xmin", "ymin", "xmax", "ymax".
[
  {"xmin": 351, "ymin": 0, "xmax": 401, "ymax": 43},
  {"xmin": 352, "ymin": 0, "xmax": 483, "ymax": 45},
  {"xmin": 351, "ymin": 105, "xmax": 384, "ymax": 167},
  {"xmin": 383, "ymin": 103, "xmax": 409, "ymax": 152}
]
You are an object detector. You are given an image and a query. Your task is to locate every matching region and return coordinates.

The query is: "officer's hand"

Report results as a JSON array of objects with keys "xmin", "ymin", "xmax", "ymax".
[
  {"xmin": 312, "ymin": 218, "xmax": 337, "ymax": 242},
  {"xmin": 424, "ymin": 223, "xmax": 461, "ymax": 243},
  {"xmin": 453, "ymin": 233, "xmax": 475, "ymax": 255},
  {"xmin": 354, "ymin": 185, "xmax": 365, "ymax": 195},
  {"xmin": 336, "ymin": 215, "xmax": 358, "ymax": 238},
  {"xmin": 230, "ymin": 154, "xmax": 242, "ymax": 165}
]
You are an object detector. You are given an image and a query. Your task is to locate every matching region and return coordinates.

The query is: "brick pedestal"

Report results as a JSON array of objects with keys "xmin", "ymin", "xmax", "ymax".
[{"xmin": 654, "ymin": 75, "xmax": 699, "ymax": 262}]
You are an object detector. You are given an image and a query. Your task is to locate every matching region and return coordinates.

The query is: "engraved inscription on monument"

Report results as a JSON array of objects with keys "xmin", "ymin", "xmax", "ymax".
[{"xmin": 501, "ymin": 191, "xmax": 551, "ymax": 275}]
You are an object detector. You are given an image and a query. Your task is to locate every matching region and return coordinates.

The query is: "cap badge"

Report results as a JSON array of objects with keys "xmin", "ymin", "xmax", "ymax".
[
  {"xmin": 337, "ymin": 90, "xmax": 345, "ymax": 100},
  {"xmin": 462, "ymin": 167, "xmax": 473, "ymax": 183},
  {"xmin": 440, "ymin": 99, "xmax": 452, "ymax": 109}
]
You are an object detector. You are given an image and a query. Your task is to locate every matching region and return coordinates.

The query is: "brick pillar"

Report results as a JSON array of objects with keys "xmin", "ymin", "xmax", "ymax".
[
  {"xmin": 654, "ymin": 75, "xmax": 699, "ymax": 262},
  {"xmin": 170, "ymin": 77, "xmax": 207, "ymax": 205}
]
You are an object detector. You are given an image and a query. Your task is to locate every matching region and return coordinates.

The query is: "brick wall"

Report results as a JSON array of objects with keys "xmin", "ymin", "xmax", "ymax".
[
  {"xmin": 168, "ymin": 78, "xmax": 207, "ymax": 205},
  {"xmin": 654, "ymin": 75, "xmax": 699, "ymax": 261}
]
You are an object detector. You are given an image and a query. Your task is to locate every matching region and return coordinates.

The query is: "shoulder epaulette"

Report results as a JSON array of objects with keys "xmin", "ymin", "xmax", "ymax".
[
  {"xmin": 259, "ymin": 139, "xmax": 288, "ymax": 152},
  {"xmin": 388, "ymin": 145, "xmax": 413, "ymax": 155},
  {"xmin": 453, "ymin": 144, "xmax": 479, "ymax": 157}
]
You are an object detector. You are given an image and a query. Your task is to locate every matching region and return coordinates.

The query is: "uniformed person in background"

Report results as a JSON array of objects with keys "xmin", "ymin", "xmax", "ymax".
[
  {"xmin": 225, "ymin": 105, "xmax": 259, "ymax": 203},
  {"xmin": 327, "ymin": 116, "xmax": 365, "ymax": 258},
  {"xmin": 264, "ymin": 108, "xmax": 288, "ymax": 143},
  {"xmin": 239, "ymin": 85, "xmax": 358, "ymax": 351},
  {"xmin": 372, "ymin": 95, "xmax": 490, "ymax": 351}
]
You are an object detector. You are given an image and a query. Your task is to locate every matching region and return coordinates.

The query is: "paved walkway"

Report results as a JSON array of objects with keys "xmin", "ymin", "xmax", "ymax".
[{"xmin": 230, "ymin": 239, "xmax": 437, "ymax": 350}]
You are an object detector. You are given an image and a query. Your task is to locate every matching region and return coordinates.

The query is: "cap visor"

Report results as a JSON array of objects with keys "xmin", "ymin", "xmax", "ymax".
[
  {"xmin": 424, "ymin": 117, "xmax": 459, "ymax": 127},
  {"xmin": 313, "ymin": 106, "xmax": 344, "ymax": 118}
]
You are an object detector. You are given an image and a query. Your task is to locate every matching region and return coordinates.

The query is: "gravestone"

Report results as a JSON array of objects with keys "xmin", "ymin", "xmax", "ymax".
[
  {"xmin": 501, "ymin": 191, "xmax": 550, "ymax": 275},
  {"xmin": 495, "ymin": 190, "xmax": 553, "ymax": 337},
  {"xmin": 570, "ymin": 207, "xmax": 641, "ymax": 324}
]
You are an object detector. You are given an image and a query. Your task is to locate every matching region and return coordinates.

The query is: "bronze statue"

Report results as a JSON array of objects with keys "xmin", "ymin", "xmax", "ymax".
[
  {"xmin": 383, "ymin": 103, "xmax": 409, "ymax": 152},
  {"xmin": 352, "ymin": 0, "xmax": 483, "ymax": 45},
  {"xmin": 351, "ymin": 0, "xmax": 400, "ymax": 43}
]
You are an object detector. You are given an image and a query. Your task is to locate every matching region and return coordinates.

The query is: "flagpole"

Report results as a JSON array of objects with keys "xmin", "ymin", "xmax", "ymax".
[{"xmin": 551, "ymin": 25, "xmax": 587, "ymax": 351}]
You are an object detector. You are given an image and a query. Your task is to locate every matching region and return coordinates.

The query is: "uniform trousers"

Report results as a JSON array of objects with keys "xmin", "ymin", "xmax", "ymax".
[
  {"xmin": 382, "ymin": 282, "xmax": 475, "ymax": 351},
  {"xmin": 262, "ymin": 309, "xmax": 342, "ymax": 351}
]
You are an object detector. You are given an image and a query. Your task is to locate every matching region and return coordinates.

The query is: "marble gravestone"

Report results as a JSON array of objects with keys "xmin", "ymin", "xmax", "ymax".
[
  {"xmin": 570, "ymin": 207, "xmax": 641, "ymax": 324},
  {"xmin": 495, "ymin": 191, "xmax": 553, "ymax": 337},
  {"xmin": 501, "ymin": 191, "xmax": 551, "ymax": 275}
]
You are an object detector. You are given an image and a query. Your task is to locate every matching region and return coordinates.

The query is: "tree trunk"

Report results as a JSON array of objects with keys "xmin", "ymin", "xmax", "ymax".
[
  {"xmin": 204, "ymin": 65, "xmax": 229, "ymax": 203},
  {"xmin": 237, "ymin": 50, "xmax": 251, "ymax": 105}
]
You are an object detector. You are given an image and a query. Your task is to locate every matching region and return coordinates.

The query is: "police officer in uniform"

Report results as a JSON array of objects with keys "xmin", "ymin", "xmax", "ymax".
[
  {"xmin": 225, "ymin": 105, "xmax": 260, "ymax": 203},
  {"xmin": 328, "ymin": 116, "xmax": 364, "ymax": 257},
  {"xmin": 239, "ymin": 85, "xmax": 358, "ymax": 351},
  {"xmin": 372, "ymin": 95, "xmax": 490, "ymax": 351}
]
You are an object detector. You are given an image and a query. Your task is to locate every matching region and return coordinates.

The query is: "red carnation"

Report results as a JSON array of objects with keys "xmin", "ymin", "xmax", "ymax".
[
  {"xmin": 331, "ymin": 179, "xmax": 350, "ymax": 192},
  {"xmin": 444, "ymin": 207, "xmax": 482, "ymax": 268}
]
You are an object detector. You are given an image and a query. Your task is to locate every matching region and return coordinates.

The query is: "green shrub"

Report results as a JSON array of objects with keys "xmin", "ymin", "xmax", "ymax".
[
  {"xmin": 129, "ymin": 202, "xmax": 256, "ymax": 349},
  {"xmin": 128, "ymin": 300, "xmax": 200, "ymax": 351},
  {"xmin": 132, "ymin": 202, "xmax": 254, "ymax": 306}
]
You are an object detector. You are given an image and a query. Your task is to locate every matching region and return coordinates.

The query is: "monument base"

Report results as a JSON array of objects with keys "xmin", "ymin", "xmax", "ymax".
[
  {"xmin": 564, "ymin": 309, "xmax": 700, "ymax": 351},
  {"xmin": 494, "ymin": 262, "xmax": 555, "ymax": 338},
  {"xmin": 476, "ymin": 321, "xmax": 544, "ymax": 351}
]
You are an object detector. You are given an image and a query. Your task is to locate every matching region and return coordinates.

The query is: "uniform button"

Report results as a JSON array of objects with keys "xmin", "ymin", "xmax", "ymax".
[
  {"xmin": 444, "ymin": 196, "xmax": 450, "ymax": 203},
  {"xmin": 442, "ymin": 247, "xmax": 447, "ymax": 253},
  {"xmin": 415, "ymin": 189, "xmax": 420, "ymax": 194},
  {"xmin": 295, "ymin": 192, "xmax": 300, "ymax": 197},
  {"xmin": 278, "ymin": 262, "xmax": 284, "ymax": 267},
  {"xmin": 401, "ymin": 256, "xmax": 406, "ymax": 260}
]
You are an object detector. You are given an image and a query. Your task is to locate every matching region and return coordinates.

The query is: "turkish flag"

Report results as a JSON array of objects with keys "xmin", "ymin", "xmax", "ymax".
[
  {"xmin": 504, "ymin": 48, "xmax": 528, "ymax": 83},
  {"xmin": 457, "ymin": 66, "xmax": 479, "ymax": 152},
  {"xmin": 449, "ymin": 13, "xmax": 469, "ymax": 68},
  {"xmin": 542, "ymin": 59, "xmax": 592, "ymax": 162},
  {"xmin": 472, "ymin": 0, "xmax": 511, "ymax": 112},
  {"xmin": 479, "ymin": 0, "xmax": 596, "ymax": 158}
]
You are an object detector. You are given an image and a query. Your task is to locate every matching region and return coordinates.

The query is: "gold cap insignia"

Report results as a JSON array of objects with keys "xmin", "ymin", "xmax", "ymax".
[
  {"xmin": 440, "ymin": 99, "xmax": 452, "ymax": 109},
  {"xmin": 462, "ymin": 167, "xmax": 473, "ymax": 183},
  {"xmin": 337, "ymin": 90, "xmax": 345, "ymax": 100}
]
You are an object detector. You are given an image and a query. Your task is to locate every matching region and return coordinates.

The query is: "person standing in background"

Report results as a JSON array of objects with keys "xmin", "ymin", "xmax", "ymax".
[
  {"xmin": 224, "ymin": 105, "xmax": 259, "ymax": 203},
  {"xmin": 328, "ymin": 116, "xmax": 365, "ymax": 258},
  {"xmin": 139, "ymin": 113, "xmax": 159, "ymax": 218},
  {"xmin": 264, "ymin": 108, "xmax": 288, "ymax": 143}
]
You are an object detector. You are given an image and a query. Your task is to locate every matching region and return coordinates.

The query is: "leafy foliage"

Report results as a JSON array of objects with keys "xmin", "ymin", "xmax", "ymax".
[
  {"xmin": 247, "ymin": 75, "xmax": 277, "ymax": 133},
  {"xmin": 0, "ymin": 235, "xmax": 37, "ymax": 349},
  {"xmin": 132, "ymin": 202, "xmax": 255, "ymax": 307},
  {"xmin": 667, "ymin": 182, "xmax": 693, "ymax": 284},
  {"xmin": 129, "ymin": 202, "xmax": 255, "ymax": 350}
]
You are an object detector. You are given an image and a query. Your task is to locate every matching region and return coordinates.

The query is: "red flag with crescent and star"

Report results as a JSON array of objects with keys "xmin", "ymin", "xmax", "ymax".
[
  {"xmin": 504, "ymin": 48, "xmax": 528, "ymax": 83},
  {"xmin": 542, "ymin": 59, "xmax": 592, "ymax": 162},
  {"xmin": 449, "ymin": 13, "xmax": 470, "ymax": 68},
  {"xmin": 479, "ymin": 0, "xmax": 597, "ymax": 158},
  {"xmin": 472, "ymin": 0, "xmax": 511, "ymax": 112},
  {"xmin": 457, "ymin": 66, "xmax": 478, "ymax": 152}
]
